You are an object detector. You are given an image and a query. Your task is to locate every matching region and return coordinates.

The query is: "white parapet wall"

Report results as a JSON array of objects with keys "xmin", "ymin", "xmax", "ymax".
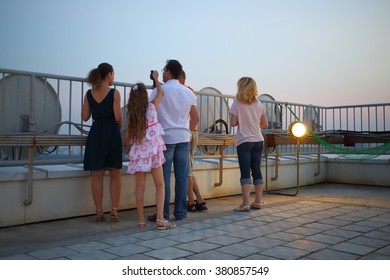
[
  {"xmin": 0, "ymin": 155, "xmax": 389, "ymax": 227},
  {"xmin": 325, "ymin": 155, "xmax": 390, "ymax": 186}
]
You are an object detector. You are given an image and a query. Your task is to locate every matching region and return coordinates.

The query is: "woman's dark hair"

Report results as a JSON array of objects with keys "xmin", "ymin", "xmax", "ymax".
[
  {"xmin": 87, "ymin": 62, "xmax": 113, "ymax": 88},
  {"xmin": 165, "ymin": 59, "xmax": 183, "ymax": 79}
]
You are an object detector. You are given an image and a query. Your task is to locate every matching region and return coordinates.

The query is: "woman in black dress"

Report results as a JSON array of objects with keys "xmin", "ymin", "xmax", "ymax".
[{"xmin": 82, "ymin": 63, "xmax": 122, "ymax": 223}]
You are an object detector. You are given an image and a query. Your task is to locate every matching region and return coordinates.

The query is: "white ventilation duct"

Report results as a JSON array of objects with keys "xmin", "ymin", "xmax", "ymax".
[
  {"xmin": 197, "ymin": 87, "xmax": 230, "ymax": 155},
  {"xmin": 258, "ymin": 94, "xmax": 282, "ymax": 129},
  {"xmin": 0, "ymin": 74, "xmax": 61, "ymax": 159}
]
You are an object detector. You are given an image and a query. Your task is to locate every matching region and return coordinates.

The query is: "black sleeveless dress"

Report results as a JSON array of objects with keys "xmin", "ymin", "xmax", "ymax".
[{"xmin": 83, "ymin": 88, "xmax": 122, "ymax": 170}]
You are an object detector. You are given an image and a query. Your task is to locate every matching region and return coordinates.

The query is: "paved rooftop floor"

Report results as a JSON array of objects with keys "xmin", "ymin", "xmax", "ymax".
[{"xmin": 1, "ymin": 183, "xmax": 390, "ymax": 260}]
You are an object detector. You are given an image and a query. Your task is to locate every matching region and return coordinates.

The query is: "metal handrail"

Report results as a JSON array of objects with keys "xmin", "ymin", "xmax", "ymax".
[{"xmin": 1, "ymin": 68, "xmax": 390, "ymax": 200}]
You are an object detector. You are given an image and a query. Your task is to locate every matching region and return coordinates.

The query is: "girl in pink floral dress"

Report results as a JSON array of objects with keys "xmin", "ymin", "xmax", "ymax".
[{"xmin": 124, "ymin": 71, "xmax": 175, "ymax": 230}]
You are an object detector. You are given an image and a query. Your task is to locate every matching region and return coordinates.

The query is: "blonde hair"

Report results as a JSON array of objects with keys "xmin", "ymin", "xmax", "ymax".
[{"xmin": 236, "ymin": 77, "xmax": 258, "ymax": 104}]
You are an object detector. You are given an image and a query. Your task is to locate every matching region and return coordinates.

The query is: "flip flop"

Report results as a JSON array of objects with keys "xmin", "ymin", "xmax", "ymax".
[{"xmin": 234, "ymin": 204, "xmax": 250, "ymax": 212}]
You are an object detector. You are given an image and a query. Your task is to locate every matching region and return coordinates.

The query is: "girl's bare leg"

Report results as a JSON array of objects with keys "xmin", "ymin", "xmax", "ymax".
[
  {"xmin": 152, "ymin": 166, "xmax": 175, "ymax": 229},
  {"xmin": 151, "ymin": 166, "xmax": 164, "ymax": 221},
  {"xmin": 135, "ymin": 172, "xmax": 146, "ymax": 225},
  {"xmin": 191, "ymin": 176, "xmax": 204, "ymax": 204},
  {"xmin": 187, "ymin": 176, "xmax": 196, "ymax": 205}
]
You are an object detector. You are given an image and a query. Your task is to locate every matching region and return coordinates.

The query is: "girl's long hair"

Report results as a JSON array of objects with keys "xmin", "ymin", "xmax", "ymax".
[
  {"xmin": 126, "ymin": 83, "xmax": 148, "ymax": 145},
  {"xmin": 236, "ymin": 77, "xmax": 258, "ymax": 104}
]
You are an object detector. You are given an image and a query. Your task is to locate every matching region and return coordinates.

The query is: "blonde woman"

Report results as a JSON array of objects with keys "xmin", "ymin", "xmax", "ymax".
[{"xmin": 230, "ymin": 77, "xmax": 268, "ymax": 211}]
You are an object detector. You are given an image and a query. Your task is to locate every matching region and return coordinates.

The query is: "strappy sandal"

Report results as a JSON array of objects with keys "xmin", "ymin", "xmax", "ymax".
[
  {"xmin": 156, "ymin": 219, "xmax": 176, "ymax": 230},
  {"xmin": 96, "ymin": 209, "xmax": 105, "ymax": 223},
  {"xmin": 110, "ymin": 208, "xmax": 119, "ymax": 223},
  {"xmin": 147, "ymin": 213, "xmax": 157, "ymax": 222},
  {"xmin": 234, "ymin": 204, "xmax": 250, "ymax": 212},
  {"xmin": 196, "ymin": 201, "xmax": 208, "ymax": 211},
  {"xmin": 137, "ymin": 221, "xmax": 146, "ymax": 228},
  {"xmin": 250, "ymin": 202, "xmax": 262, "ymax": 210},
  {"xmin": 187, "ymin": 203, "xmax": 197, "ymax": 212}
]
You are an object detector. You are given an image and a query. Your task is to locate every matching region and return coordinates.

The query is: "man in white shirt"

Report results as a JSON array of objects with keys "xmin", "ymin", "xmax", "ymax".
[{"xmin": 150, "ymin": 59, "xmax": 199, "ymax": 220}]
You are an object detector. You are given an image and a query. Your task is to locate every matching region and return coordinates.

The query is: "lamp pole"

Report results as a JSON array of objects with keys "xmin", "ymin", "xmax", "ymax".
[
  {"xmin": 292, "ymin": 121, "xmax": 306, "ymax": 195},
  {"xmin": 296, "ymin": 137, "xmax": 300, "ymax": 195},
  {"xmin": 268, "ymin": 121, "xmax": 306, "ymax": 196}
]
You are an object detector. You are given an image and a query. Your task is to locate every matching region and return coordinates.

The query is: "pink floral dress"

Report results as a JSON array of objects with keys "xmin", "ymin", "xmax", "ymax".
[{"xmin": 127, "ymin": 103, "xmax": 166, "ymax": 174}]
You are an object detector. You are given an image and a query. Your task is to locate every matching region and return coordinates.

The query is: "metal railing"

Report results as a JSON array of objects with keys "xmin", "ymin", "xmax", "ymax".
[
  {"xmin": 260, "ymin": 100, "xmax": 390, "ymax": 156},
  {"xmin": 1, "ymin": 68, "xmax": 389, "ymax": 167}
]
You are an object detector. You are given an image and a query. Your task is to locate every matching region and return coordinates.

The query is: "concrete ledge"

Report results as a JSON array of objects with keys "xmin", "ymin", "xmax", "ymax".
[
  {"xmin": 0, "ymin": 155, "xmax": 389, "ymax": 227},
  {"xmin": 1, "ymin": 155, "xmax": 387, "ymax": 184},
  {"xmin": 325, "ymin": 154, "xmax": 390, "ymax": 164},
  {"xmin": 325, "ymin": 155, "xmax": 390, "ymax": 186},
  {"xmin": 0, "ymin": 166, "xmax": 46, "ymax": 181},
  {"xmin": 34, "ymin": 165, "xmax": 89, "ymax": 179}
]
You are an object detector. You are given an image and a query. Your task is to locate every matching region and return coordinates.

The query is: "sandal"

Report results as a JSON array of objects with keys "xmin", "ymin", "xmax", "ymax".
[
  {"xmin": 156, "ymin": 219, "xmax": 176, "ymax": 230},
  {"xmin": 196, "ymin": 201, "xmax": 208, "ymax": 211},
  {"xmin": 147, "ymin": 213, "xmax": 157, "ymax": 222},
  {"xmin": 96, "ymin": 209, "xmax": 105, "ymax": 223},
  {"xmin": 234, "ymin": 204, "xmax": 250, "ymax": 212},
  {"xmin": 187, "ymin": 203, "xmax": 197, "ymax": 212},
  {"xmin": 137, "ymin": 221, "xmax": 146, "ymax": 228},
  {"xmin": 250, "ymin": 202, "xmax": 262, "ymax": 210},
  {"xmin": 110, "ymin": 208, "xmax": 119, "ymax": 223}
]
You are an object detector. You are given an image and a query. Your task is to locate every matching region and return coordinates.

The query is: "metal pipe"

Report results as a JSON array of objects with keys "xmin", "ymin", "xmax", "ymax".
[
  {"xmin": 314, "ymin": 143, "xmax": 321, "ymax": 176},
  {"xmin": 24, "ymin": 146, "xmax": 34, "ymax": 206},
  {"xmin": 265, "ymin": 145, "xmax": 268, "ymax": 192},
  {"xmin": 214, "ymin": 145, "xmax": 223, "ymax": 187},
  {"xmin": 267, "ymin": 139, "xmax": 300, "ymax": 196},
  {"xmin": 271, "ymin": 145, "xmax": 279, "ymax": 181}
]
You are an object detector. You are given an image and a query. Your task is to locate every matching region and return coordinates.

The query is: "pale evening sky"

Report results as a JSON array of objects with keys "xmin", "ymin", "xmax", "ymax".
[{"xmin": 0, "ymin": 0, "xmax": 389, "ymax": 106}]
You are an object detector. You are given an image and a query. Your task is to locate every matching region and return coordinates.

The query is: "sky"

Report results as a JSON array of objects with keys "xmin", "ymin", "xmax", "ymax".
[{"xmin": 0, "ymin": 0, "xmax": 389, "ymax": 106}]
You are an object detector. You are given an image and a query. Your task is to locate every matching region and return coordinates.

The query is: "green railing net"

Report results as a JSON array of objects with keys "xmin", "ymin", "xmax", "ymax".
[{"xmin": 286, "ymin": 104, "xmax": 390, "ymax": 160}]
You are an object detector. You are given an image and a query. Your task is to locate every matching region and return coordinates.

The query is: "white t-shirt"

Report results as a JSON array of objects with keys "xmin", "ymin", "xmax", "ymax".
[
  {"xmin": 230, "ymin": 99, "xmax": 266, "ymax": 147},
  {"xmin": 150, "ymin": 79, "xmax": 198, "ymax": 144}
]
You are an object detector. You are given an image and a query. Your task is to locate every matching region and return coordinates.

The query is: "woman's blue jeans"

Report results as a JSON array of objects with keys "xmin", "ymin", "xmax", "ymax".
[
  {"xmin": 162, "ymin": 142, "xmax": 190, "ymax": 220},
  {"xmin": 236, "ymin": 141, "xmax": 264, "ymax": 185}
]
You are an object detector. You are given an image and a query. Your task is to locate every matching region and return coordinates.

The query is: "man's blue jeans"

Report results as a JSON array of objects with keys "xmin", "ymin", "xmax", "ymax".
[{"xmin": 162, "ymin": 142, "xmax": 190, "ymax": 220}]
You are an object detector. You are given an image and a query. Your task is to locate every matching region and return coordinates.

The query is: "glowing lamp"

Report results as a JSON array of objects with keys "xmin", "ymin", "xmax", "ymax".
[
  {"xmin": 286, "ymin": 121, "xmax": 306, "ymax": 196},
  {"xmin": 289, "ymin": 121, "xmax": 306, "ymax": 138}
]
